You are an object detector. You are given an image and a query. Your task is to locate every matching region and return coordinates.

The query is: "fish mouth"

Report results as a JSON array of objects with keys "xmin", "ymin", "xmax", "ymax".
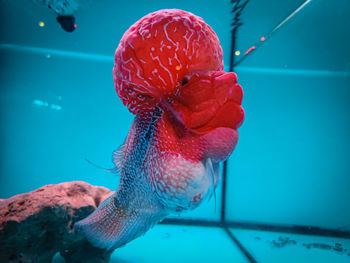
[{"xmin": 161, "ymin": 71, "xmax": 244, "ymax": 135}]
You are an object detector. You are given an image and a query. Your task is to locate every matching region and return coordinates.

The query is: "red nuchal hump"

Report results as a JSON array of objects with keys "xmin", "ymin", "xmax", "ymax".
[{"xmin": 113, "ymin": 9, "xmax": 223, "ymax": 115}]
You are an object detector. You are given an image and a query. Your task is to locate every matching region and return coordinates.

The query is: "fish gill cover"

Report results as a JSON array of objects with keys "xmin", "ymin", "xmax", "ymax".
[{"xmin": 75, "ymin": 9, "xmax": 245, "ymax": 251}]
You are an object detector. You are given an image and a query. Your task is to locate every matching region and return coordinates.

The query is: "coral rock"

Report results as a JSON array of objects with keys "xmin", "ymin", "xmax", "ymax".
[{"xmin": 0, "ymin": 181, "xmax": 114, "ymax": 263}]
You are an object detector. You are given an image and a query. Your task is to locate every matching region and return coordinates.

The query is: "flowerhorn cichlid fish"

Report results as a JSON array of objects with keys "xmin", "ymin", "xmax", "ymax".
[{"xmin": 74, "ymin": 9, "xmax": 245, "ymax": 251}]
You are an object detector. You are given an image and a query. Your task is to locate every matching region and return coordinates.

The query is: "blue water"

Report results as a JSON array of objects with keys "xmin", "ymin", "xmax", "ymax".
[{"xmin": 1, "ymin": 0, "xmax": 349, "ymax": 262}]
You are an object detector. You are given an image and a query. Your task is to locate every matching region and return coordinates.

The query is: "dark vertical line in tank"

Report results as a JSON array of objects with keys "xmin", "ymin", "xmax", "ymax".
[
  {"xmin": 221, "ymin": 161, "xmax": 228, "ymax": 222},
  {"xmin": 224, "ymin": 228, "xmax": 258, "ymax": 263},
  {"xmin": 221, "ymin": 0, "xmax": 250, "ymax": 223}
]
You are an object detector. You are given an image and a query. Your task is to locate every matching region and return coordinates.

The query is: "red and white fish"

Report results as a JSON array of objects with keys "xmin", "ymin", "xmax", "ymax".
[{"xmin": 75, "ymin": 9, "xmax": 244, "ymax": 250}]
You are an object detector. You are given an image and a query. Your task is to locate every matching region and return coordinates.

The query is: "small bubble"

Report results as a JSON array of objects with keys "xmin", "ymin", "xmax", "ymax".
[
  {"xmin": 33, "ymin": 99, "xmax": 44, "ymax": 106},
  {"xmin": 50, "ymin": 104, "xmax": 62, "ymax": 110}
]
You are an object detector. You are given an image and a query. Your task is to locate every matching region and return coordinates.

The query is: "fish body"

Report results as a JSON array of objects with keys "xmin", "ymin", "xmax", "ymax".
[{"xmin": 75, "ymin": 9, "xmax": 244, "ymax": 251}]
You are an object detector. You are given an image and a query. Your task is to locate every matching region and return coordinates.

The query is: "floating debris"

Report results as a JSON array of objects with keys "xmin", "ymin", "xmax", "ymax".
[
  {"xmin": 302, "ymin": 242, "xmax": 349, "ymax": 256},
  {"xmin": 270, "ymin": 236, "xmax": 297, "ymax": 248},
  {"xmin": 269, "ymin": 236, "xmax": 350, "ymax": 257}
]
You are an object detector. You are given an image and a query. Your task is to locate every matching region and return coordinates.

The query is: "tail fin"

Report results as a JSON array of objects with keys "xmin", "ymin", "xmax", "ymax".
[{"xmin": 74, "ymin": 193, "xmax": 167, "ymax": 251}]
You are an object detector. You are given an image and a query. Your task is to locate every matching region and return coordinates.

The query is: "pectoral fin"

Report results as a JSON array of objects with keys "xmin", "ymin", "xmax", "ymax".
[{"xmin": 205, "ymin": 158, "xmax": 220, "ymax": 211}]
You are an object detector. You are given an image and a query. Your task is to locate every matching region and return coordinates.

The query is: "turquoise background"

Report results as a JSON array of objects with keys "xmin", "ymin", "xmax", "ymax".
[{"xmin": 1, "ymin": 0, "xmax": 349, "ymax": 240}]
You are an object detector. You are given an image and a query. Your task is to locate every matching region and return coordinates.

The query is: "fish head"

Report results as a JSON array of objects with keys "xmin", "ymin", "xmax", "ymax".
[
  {"xmin": 163, "ymin": 70, "xmax": 244, "ymax": 133},
  {"xmin": 161, "ymin": 70, "xmax": 244, "ymax": 162}
]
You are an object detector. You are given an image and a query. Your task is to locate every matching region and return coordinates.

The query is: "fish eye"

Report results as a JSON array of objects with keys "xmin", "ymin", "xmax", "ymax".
[{"xmin": 181, "ymin": 77, "xmax": 189, "ymax": 86}]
